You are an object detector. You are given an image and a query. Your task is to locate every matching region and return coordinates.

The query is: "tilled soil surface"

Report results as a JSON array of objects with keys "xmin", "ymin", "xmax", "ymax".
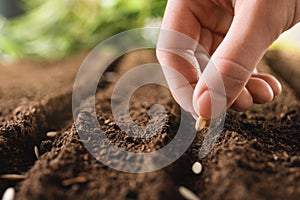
[{"xmin": 0, "ymin": 50, "xmax": 299, "ymax": 200}]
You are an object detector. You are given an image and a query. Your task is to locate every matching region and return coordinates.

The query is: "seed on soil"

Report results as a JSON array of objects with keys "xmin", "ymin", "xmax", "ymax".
[
  {"xmin": 0, "ymin": 174, "xmax": 27, "ymax": 181},
  {"xmin": 178, "ymin": 186, "xmax": 200, "ymax": 200},
  {"xmin": 46, "ymin": 131, "xmax": 58, "ymax": 137},
  {"xmin": 266, "ymin": 162, "xmax": 276, "ymax": 169},
  {"xmin": 62, "ymin": 176, "xmax": 88, "ymax": 186},
  {"xmin": 195, "ymin": 117, "xmax": 206, "ymax": 131},
  {"xmin": 34, "ymin": 146, "xmax": 40, "ymax": 159},
  {"xmin": 273, "ymin": 154, "xmax": 278, "ymax": 161},
  {"xmin": 104, "ymin": 119, "xmax": 110, "ymax": 124},
  {"xmin": 1, "ymin": 187, "xmax": 15, "ymax": 200},
  {"xmin": 192, "ymin": 162, "xmax": 203, "ymax": 174}
]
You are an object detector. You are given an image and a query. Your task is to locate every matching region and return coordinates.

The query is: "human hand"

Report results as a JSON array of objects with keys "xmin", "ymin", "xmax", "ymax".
[{"xmin": 157, "ymin": 0, "xmax": 300, "ymax": 120}]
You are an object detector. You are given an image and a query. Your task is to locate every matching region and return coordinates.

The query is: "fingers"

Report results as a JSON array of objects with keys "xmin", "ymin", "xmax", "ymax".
[
  {"xmin": 194, "ymin": 3, "xmax": 280, "ymax": 119},
  {"xmin": 157, "ymin": 35, "xmax": 201, "ymax": 116},
  {"xmin": 246, "ymin": 77, "xmax": 274, "ymax": 104},
  {"xmin": 161, "ymin": 63, "xmax": 198, "ymax": 117},
  {"xmin": 231, "ymin": 88, "xmax": 253, "ymax": 112},
  {"xmin": 230, "ymin": 73, "xmax": 281, "ymax": 112},
  {"xmin": 157, "ymin": 0, "xmax": 203, "ymax": 117},
  {"xmin": 251, "ymin": 73, "xmax": 282, "ymax": 97}
]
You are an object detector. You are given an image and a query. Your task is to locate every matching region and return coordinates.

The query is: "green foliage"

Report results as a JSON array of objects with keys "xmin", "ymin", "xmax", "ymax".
[{"xmin": 0, "ymin": 0, "xmax": 166, "ymax": 59}]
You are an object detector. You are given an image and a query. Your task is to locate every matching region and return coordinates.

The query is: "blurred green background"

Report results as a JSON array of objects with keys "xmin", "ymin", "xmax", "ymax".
[
  {"xmin": 1, "ymin": 0, "xmax": 300, "ymax": 61},
  {"xmin": 0, "ymin": 0, "xmax": 166, "ymax": 60}
]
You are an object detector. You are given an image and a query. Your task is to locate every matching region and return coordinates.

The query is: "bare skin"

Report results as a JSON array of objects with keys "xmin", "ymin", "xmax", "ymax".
[{"xmin": 157, "ymin": 0, "xmax": 300, "ymax": 119}]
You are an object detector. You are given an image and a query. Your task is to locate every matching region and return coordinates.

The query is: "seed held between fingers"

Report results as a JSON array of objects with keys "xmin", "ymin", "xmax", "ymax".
[{"xmin": 195, "ymin": 117, "xmax": 206, "ymax": 131}]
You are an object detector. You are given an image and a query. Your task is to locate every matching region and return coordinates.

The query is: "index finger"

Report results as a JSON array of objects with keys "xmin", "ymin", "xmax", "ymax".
[{"xmin": 156, "ymin": 0, "xmax": 204, "ymax": 116}]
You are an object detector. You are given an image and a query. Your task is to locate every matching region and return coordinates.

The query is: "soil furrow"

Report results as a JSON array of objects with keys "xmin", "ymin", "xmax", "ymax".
[
  {"xmin": 0, "ymin": 50, "xmax": 299, "ymax": 199},
  {"xmin": 0, "ymin": 53, "xmax": 86, "ymax": 196}
]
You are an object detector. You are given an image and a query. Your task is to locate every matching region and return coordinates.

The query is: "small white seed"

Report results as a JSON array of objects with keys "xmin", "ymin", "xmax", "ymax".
[
  {"xmin": 195, "ymin": 117, "xmax": 206, "ymax": 131},
  {"xmin": 0, "ymin": 174, "xmax": 27, "ymax": 181},
  {"xmin": 192, "ymin": 162, "xmax": 203, "ymax": 175},
  {"xmin": 46, "ymin": 131, "xmax": 57, "ymax": 137},
  {"xmin": 1, "ymin": 187, "xmax": 15, "ymax": 200},
  {"xmin": 34, "ymin": 146, "xmax": 39, "ymax": 159},
  {"xmin": 178, "ymin": 186, "xmax": 200, "ymax": 200}
]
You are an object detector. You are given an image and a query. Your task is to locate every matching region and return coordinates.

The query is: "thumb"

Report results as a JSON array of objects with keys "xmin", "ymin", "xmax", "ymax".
[{"xmin": 193, "ymin": 4, "xmax": 280, "ymax": 119}]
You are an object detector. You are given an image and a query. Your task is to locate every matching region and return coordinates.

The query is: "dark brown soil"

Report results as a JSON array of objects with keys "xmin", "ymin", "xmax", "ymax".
[{"xmin": 0, "ymin": 50, "xmax": 299, "ymax": 200}]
